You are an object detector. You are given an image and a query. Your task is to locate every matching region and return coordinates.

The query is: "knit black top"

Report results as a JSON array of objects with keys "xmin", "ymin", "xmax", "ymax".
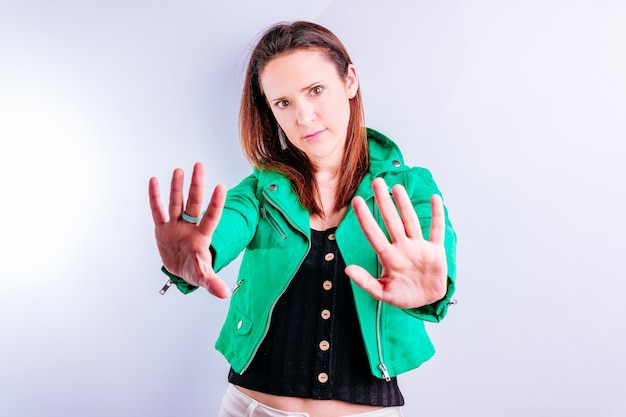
[{"xmin": 228, "ymin": 228, "xmax": 404, "ymax": 406}]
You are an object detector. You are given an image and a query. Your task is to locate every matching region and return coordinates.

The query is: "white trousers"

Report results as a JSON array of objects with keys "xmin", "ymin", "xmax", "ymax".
[{"xmin": 218, "ymin": 384, "xmax": 405, "ymax": 417}]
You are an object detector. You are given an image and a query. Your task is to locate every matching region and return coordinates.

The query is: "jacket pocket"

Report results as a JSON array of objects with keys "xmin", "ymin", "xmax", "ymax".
[
  {"xmin": 233, "ymin": 307, "xmax": 253, "ymax": 336},
  {"xmin": 260, "ymin": 206, "xmax": 287, "ymax": 239}
]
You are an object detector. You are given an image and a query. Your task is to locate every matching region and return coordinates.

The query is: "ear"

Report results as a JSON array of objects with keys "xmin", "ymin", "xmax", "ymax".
[{"xmin": 346, "ymin": 64, "xmax": 359, "ymax": 98}]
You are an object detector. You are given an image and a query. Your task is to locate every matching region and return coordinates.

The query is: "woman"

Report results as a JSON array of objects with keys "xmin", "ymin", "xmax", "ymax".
[{"xmin": 149, "ymin": 21, "xmax": 457, "ymax": 417}]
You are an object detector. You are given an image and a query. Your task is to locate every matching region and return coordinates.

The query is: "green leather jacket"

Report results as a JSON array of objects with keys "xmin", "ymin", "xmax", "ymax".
[{"xmin": 165, "ymin": 128, "xmax": 457, "ymax": 379}]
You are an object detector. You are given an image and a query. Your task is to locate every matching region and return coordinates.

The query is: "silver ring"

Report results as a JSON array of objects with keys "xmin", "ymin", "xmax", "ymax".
[{"xmin": 181, "ymin": 211, "xmax": 202, "ymax": 223}]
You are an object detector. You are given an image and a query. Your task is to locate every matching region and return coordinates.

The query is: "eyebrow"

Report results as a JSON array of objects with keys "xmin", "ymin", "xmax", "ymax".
[{"xmin": 267, "ymin": 80, "xmax": 324, "ymax": 102}]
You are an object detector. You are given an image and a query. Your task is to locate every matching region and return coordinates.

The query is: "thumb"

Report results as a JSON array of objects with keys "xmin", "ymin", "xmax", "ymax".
[
  {"xmin": 194, "ymin": 254, "xmax": 229, "ymax": 298},
  {"xmin": 345, "ymin": 265, "xmax": 384, "ymax": 301}
]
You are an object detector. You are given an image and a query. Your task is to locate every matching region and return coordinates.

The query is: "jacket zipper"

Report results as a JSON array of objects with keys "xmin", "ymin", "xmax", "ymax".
[
  {"xmin": 260, "ymin": 206, "xmax": 287, "ymax": 239},
  {"xmin": 239, "ymin": 190, "xmax": 309, "ymax": 374},
  {"xmin": 376, "ymin": 300, "xmax": 391, "ymax": 381},
  {"xmin": 373, "ymin": 194, "xmax": 391, "ymax": 381},
  {"xmin": 231, "ymin": 279, "xmax": 244, "ymax": 294},
  {"xmin": 159, "ymin": 279, "xmax": 173, "ymax": 295}
]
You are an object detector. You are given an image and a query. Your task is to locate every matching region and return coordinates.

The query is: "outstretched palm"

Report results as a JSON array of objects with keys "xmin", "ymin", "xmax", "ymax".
[
  {"xmin": 149, "ymin": 162, "xmax": 230, "ymax": 298},
  {"xmin": 345, "ymin": 178, "xmax": 448, "ymax": 309}
]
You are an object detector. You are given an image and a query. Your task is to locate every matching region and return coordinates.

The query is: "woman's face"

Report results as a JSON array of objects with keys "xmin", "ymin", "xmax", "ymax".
[{"xmin": 260, "ymin": 48, "xmax": 358, "ymax": 169}]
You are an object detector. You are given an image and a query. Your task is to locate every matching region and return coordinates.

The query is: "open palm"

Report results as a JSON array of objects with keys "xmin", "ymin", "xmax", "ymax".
[
  {"xmin": 148, "ymin": 162, "xmax": 230, "ymax": 298},
  {"xmin": 345, "ymin": 178, "xmax": 448, "ymax": 309}
]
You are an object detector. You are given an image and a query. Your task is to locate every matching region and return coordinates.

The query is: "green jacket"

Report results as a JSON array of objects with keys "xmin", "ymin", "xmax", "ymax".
[{"xmin": 165, "ymin": 128, "xmax": 457, "ymax": 379}]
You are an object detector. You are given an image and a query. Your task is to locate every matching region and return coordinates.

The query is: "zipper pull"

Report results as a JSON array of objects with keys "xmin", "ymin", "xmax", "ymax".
[
  {"xmin": 231, "ymin": 279, "xmax": 244, "ymax": 294},
  {"xmin": 378, "ymin": 363, "xmax": 392, "ymax": 382},
  {"xmin": 159, "ymin": 279, "xmax": 173, "ymax": 295}
]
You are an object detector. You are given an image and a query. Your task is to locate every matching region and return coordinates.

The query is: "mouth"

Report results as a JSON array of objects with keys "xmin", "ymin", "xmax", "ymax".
[{"xmin": 303, "ymin": 129, "xmax": 326, "ymax": 141}]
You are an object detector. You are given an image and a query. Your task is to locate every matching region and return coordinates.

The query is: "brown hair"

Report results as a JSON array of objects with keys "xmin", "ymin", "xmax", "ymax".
[{"xmin": 239, "ymin": 21, "xmax": 368, "ymax": 215}]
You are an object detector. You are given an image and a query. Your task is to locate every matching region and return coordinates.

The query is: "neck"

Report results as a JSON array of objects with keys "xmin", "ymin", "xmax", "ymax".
[
  {"xmin": 309, "ymin": 149, "xmax": 344, "ymax": 178},
  {"xmin": 311, "ymin": 168, "xmax": 344, "ymax": 226},
  {"xmin": 314, "ymin": 167, "xmax": 341, "ymax": 184},
  {"xmin": 310, "ymin": 154, "xmax": 345, "ymax": 225}
]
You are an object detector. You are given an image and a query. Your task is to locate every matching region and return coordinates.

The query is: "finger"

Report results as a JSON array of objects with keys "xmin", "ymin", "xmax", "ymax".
[
  {"xmin": 345, "ymin": 265, "xmax": 384, "ymax": 301},
  {"xmin": 206, "ymin": 278, "xmax": 231, "ymax": 299},
  {"xmin": 429, "ymin": 194, "xmax": 445, "ymax": 245},
  {"xmin": 195, "ymin": 255, "xmax": 230, "ymax": 298},
  {"xmin": 371, "ymin": 178, "xmax": 406, "ymax": 242},
  {"xmin": 184, "ymin": 162, "xmax": 206, "ymax": 218},
  {"xmin": 198, "ymin": 184, "xmax": 227, "ymax": 237},
  {"xmin": 168, "ymin": 168, "xmax": 185, "ymax": 221},
  {"xmin": 352, "ymin": 196, "xmax": 392, "ymax": 256},
  {"xmin": 148, "ymin": 177, "xmax": 168, "ymax": 225},
  {"xmin": 391, "ymin": 184, "xmax": 423, "ymax": 240}
]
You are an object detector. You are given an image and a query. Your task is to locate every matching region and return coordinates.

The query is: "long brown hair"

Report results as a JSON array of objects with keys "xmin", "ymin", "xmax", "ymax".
[{"xmin": 239, "ymin": 21, "xmax": 368, "ymax": 215}]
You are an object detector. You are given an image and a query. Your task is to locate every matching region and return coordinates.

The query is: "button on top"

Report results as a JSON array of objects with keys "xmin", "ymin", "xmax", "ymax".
[
  {"xmin": 324, "ymin": 253, "xmax": 335, "ymax": 262},
  {"xmin": 321, "ymin": 309, "xmax": 331, "ymax": 320},
  {"xmin": 318, "ymin": 372, "xmax": 329, "ymax": 383},
  {"xmin": 392, "ymin": 159, "xmax": 401, "ymax": 167},
  {"xmin": 328, "ymin": 233, "xmax": 336, "ymax": 241},
  {"xmin": 322, "ymin": 280, "xmax": 333, "ymax": 290}
]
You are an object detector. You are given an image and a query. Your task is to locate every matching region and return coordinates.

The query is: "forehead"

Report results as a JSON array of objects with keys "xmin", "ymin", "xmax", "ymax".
[{"xmin": 260, "ymin": 48, "xmax": 340, "ymax": 96}]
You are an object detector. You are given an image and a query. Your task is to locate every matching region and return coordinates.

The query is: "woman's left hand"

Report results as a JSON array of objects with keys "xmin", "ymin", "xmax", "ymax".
[{"xmin": 345, "ymin": 178, "xmax": 448, "ymax": 309}]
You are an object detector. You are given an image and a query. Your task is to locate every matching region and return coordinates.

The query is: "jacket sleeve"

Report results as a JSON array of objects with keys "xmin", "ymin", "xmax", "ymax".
[
  {"xmin": 210, "ymin": 174, "xmax": 261, "ymax": 273},
  {"xmin": 403, "ymin": 167, "xmax": 457, "ymax": 322},
  {"xmin": 160, "ymin": 173, "xmax": 261, "ymax": 294}
]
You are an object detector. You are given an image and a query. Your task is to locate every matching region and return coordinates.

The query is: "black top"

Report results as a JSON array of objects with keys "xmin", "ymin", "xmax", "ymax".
[{"xmin": 228, "ymin": 228, "xmax": 404, "ymax": 406}]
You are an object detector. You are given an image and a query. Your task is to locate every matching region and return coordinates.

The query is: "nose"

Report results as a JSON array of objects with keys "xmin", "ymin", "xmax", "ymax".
[{"xmin": 296, "ymin": 100, "xmax": 315, "ymax": 126}]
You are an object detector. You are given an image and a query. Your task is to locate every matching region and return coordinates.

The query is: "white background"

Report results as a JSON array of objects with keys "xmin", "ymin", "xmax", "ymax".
[{"xmin": 1, "ymin": 1, "xmax": 625, "ymax": 416}]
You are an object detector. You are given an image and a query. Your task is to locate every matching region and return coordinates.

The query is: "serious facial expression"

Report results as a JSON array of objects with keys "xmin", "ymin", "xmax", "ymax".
[{"xmin": 260, "ymin": 48, "xmax": 358, "ymax": 169}]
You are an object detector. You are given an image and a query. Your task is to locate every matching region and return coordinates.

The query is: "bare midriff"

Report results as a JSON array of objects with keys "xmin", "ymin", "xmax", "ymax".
[{"xmin": 235, "ymin": 386, "xmax": 383, "ymax": 417}]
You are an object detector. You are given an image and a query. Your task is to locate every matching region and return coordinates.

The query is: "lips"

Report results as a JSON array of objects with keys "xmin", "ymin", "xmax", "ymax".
[{"xmin": 303, "ymin": 129, "xmax": 326, "ymax": 141}]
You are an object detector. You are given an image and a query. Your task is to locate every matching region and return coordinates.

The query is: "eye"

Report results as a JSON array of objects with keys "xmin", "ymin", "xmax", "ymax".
[
  {"xmin": 275, "ymin": 100, "xmax": 290, "ymax": 109},
  {"xmin": 310, "ymin": 86, "xmax": 323, "ymax": 96}
]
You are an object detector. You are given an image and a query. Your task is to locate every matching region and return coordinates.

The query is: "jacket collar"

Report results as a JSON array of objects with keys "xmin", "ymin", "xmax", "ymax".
[
  {"xmin": 365, "ymin": 127, "xmax": 407, "ymax": 178},
  {"xmin": 353, "ymin": 128, "xmax": 408, "ymax": 200},
  {"xmin": 255, "ymin": 169, "xmax": 310, "ymax": 234},
  {"xmin": 254, "ymin": 127, "xmax": 407, "ymax": 230}
]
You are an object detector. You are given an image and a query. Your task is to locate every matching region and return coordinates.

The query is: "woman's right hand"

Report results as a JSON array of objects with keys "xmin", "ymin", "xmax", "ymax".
[{"xmin": 148, "ymin": 162, "xmax": 230, "ymax": 298}]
